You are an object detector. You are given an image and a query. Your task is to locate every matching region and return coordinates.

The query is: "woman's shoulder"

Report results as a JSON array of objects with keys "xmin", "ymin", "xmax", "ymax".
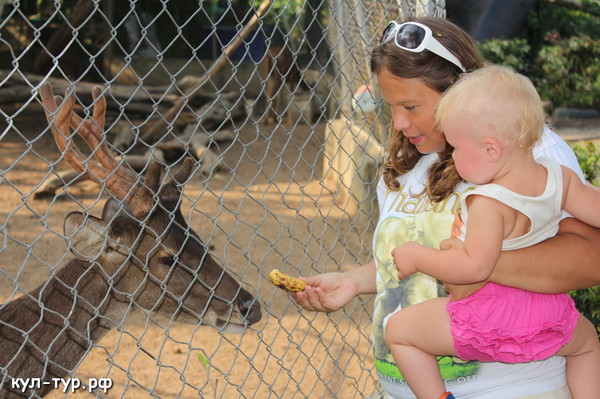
[{"xmin": 535, "ymin": 126, "xmax": 584, "ymax": 180}]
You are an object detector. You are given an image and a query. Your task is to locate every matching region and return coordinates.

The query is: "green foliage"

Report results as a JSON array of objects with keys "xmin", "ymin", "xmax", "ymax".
[
  {"xmin": 197, "ymin": 352, "xmax": 210, "ymax": 372},
  {"xmin": 532, "ymin": 36, "xmax": 600, "ymax": 110},
  {"xmin": 570, "ymin": 287, "xmax": 600, "ymax": 335},
  {"xmin": 208, "ymin": 0, "xmax": 253, "ymax": 26},
  {"xmin": 477, "ymin": 0, "xmax": 600, "ymax": 110},
  {"xmin": 252, "ymin": 0, "xmax": 304, "ymax": 26},
  {"xmin": 570, "ymin": 141, "xmax": 600, "ymax": 185},
  {"xmin": 581, "ymin": 0, "xmax": 600, "ymax": 16},
  {"xmin": 527, "ymin": 0, "xmax": 600, "ymax": 55},
  {"xmin": 478, "ymin": 39, "xmax": 531, "ymax": 73},
  {"xmin": 568, "ymin": 140, "xmax": 600, "ymax": 335}
]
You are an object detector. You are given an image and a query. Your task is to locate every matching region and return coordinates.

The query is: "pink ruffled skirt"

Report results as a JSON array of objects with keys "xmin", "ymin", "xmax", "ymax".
[{"xmin": 447, "ymin": 283, "xmax": 579, "ymax": 363}]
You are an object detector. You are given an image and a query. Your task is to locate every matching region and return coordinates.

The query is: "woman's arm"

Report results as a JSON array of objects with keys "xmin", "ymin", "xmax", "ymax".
[
  {"xmin": 491, "ymin": 217, "xmax": 600, "ymax": 293},
  {"xmin": 291, "ymin": 260, "xmax": 377, "ymax": 313}
]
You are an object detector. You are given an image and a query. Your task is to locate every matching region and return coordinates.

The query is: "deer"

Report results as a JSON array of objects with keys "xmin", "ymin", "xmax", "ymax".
[
  {"xmin": 263, "ymin": 45, "xmax": 312, "ymax": 125},
  {"xmin": 0, "ymin": 83, "xmax": 262, "ymax": 398}
]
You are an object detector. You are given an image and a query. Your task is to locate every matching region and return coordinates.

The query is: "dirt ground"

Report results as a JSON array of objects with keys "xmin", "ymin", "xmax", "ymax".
[
  {"xmin": 3, "ymin": 99, "xmax": 598, "ymax": 398},
  {"xmin": 0, "ymin": 102, "xmax": 378, "ymax": 398}
]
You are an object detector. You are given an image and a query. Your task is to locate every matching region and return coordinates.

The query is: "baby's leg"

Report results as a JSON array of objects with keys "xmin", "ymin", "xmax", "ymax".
[
  {"xmin": 385, "ymin": 297, "xmax": 457, "ymax": 398},
  {"xmin": 555, "ymin": 313, "xmax": 600, "ymax": 398}
]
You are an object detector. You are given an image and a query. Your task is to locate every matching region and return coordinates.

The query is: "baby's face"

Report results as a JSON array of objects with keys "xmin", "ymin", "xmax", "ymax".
[{"xmin": 442, "ymin": 115, "xmax": 498, "ymax": 185}]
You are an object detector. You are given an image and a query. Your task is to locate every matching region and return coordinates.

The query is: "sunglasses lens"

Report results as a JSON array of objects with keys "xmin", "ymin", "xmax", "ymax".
[
  {"xmin": 380, "ymin": 23, "xmax": 397, "ymax": 44},
  {"xmin": 396, "ymin": 24, "xmax": 426, "ymax": 50}
]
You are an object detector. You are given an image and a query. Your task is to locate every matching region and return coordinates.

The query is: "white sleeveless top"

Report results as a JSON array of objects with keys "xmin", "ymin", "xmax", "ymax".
[{"xmin": 458, "ymin": 158, "xmax": 563, "ymax": 250}]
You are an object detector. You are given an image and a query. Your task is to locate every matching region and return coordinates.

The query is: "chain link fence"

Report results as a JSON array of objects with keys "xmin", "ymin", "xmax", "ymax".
[{"xmin": 1, "ymin": 0, "xmax": 444, "ymax": 397}]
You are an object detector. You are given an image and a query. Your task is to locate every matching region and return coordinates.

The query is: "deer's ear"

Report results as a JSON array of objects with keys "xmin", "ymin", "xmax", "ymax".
[
  {"xmin": 64, "ymin": 212, "xmax": 107, "ymax": 260},
  {"xmin": 143, "ymin": 161, "xmax": 163, "ymax": 195},
  {"xmin": 172, "ymin": 157, "xmax": 194, "ymax": 185},
  {"xmin": 102, "ymin": 198, "xmax": 132, "ymax": 221},
  {"xmin": 158, "ymin": 158, "xmax": 194, "ymax": 208}
]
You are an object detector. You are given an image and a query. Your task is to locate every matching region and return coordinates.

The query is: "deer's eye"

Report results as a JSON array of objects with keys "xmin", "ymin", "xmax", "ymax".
[{"xmin": 160, "ymin": 256, "xmax": 176, "ymax": 267}]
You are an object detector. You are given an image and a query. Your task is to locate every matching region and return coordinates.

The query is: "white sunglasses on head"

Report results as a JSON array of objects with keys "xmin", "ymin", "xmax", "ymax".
[{"xmin": 380, "ymin": 21, "xmax": 466, "ymax": 73}]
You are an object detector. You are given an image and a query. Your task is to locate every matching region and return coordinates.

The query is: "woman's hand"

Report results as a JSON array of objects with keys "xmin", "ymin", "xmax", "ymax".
[
  {"xmin": 444, "ymin": 281, "xmax": 487, "ymax": 301},
  {"xmin": 291, "ymin": 272, "xmax": 360, "ymax": 313}
]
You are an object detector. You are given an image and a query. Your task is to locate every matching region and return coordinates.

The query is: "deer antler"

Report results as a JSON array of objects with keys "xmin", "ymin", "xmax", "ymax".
[{"xmin": 40, "ymin": 83, "xmax": 154, "ymax": 214}]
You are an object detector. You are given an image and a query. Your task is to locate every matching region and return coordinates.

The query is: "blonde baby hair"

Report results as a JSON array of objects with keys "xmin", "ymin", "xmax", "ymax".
[{"xmin": 436, "ymin": 65, "xmax": 545, "ymax": 150}]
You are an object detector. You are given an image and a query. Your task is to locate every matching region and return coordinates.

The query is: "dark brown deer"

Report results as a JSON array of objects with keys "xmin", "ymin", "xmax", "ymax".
[
  {"xmin": 263, "ymin": 45, "xmax": 311, "ymax": 124},
  {"xmin": 0, "ymin": 83, "xmax": 262, "ymax": 398}
]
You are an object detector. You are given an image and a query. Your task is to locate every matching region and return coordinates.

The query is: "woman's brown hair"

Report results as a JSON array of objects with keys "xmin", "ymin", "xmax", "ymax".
[{"xmin": 370, "ymin": 16, "xmax": 484, "ymax": 202}]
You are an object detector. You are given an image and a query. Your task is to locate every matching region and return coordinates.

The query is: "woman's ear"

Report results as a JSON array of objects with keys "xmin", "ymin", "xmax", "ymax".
[{"xmin": 481, "ymin": 137, "xmax": 503, "ymax": 162}]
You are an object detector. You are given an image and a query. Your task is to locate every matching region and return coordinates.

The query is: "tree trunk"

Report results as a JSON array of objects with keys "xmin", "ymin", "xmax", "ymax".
[{"xmin": 33, "ymin": 0, "xmax": 96, "ymax": 76}]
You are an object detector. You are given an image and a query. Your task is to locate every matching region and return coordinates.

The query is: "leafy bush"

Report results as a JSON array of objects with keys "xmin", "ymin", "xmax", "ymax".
[
  {"xmin": 570, "ymin": 287, "xmax": 600, "ymax": 335},
  {"xmin": 568, "ymin": 140, "xmax": 600, "ymax": 335},
  {"xmin": 478, "ymin": 39, "xmax": 531, "ymax": 73},
  {"xmin": 477, "ymin": 0, "xmax": 600, "ymax": 111},
  {"xmin": 570, "ymin": 141, "xmax": 600, "ymax": 185},
  {"xmin": 527, "ymin": 0, "xmax": 600, "ymax": 54},
  {"xmin": 532, "ymin": 36, "xmax": 600, "ymax": 110}
]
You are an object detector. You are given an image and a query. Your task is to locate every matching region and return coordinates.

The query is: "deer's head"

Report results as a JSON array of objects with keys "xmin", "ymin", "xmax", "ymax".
[{"xmin": 41, "ymin": 83, "xmax": 261, "ymax": 333}]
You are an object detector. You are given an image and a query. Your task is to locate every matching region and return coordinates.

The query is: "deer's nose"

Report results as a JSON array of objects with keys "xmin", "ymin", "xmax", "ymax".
[{"xmin": 238, "ymin": 298, "xmax": 262, "ymax": 325}]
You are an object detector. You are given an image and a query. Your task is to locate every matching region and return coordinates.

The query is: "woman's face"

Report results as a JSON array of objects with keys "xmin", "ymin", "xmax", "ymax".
[{"xmin": 377, "ymin": 69, "xmax": 446, "ymax": 154}]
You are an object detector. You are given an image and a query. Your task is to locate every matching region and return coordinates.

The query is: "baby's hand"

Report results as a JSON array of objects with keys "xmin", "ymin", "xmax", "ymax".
[{"xmin": 391, "ymin": 242, "xmax": 421, "ymax": 280}]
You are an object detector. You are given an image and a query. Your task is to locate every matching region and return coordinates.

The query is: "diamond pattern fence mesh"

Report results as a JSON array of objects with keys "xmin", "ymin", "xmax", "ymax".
[{"xmin": 0, "ymin": 0, "xmax": 444, "ymax": 397}]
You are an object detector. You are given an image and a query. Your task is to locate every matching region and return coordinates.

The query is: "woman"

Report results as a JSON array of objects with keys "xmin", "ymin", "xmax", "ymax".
[{"xmin": 292, "ymin": 17, "xmax": 600, "ymax": 399}]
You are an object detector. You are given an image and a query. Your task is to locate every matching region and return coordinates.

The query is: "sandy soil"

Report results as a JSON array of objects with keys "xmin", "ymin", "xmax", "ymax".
[{"xmin": 0, "ymin": 103, "xmax": 378, "ymax": 398}]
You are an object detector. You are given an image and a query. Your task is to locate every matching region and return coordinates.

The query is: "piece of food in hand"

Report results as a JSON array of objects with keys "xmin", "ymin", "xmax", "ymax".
[{"xmin": 269, "ymin": 269, "xmax": 306, "ymax": 292}]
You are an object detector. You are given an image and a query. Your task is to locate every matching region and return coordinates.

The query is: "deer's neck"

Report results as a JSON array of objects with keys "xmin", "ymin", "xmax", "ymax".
[{"xmin": 0, "ymin": 259, "xmax": 129, "ymax": 395}]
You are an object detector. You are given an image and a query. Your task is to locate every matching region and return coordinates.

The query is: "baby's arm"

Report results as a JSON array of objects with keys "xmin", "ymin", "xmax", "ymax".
[
  {"xmin": 562, "ymin": 165, "xmax": 600, "ymax": 228},
  {"xmin": 392, "ymin": 195, "xmax": 506, "ymax": 284}
]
